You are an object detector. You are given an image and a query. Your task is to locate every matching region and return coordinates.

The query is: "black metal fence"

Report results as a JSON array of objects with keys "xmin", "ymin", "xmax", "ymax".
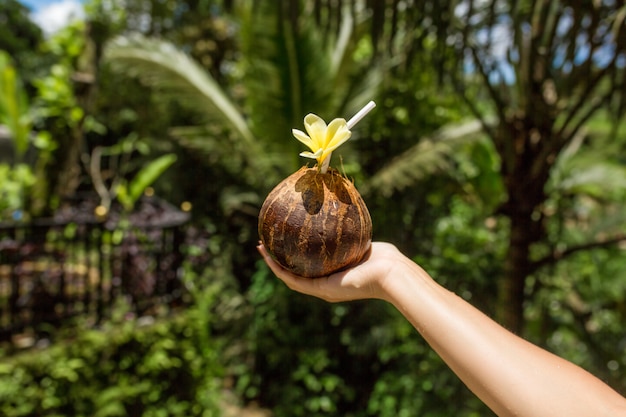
[{"xmin": 0, "ymin": 197, "xmax": 190, "ymax": 344}]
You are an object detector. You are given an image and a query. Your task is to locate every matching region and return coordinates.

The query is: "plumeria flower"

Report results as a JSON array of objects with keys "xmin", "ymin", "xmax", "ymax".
[{"xmin": 292, "ymin": 113, "xmax": 352, "ymax": 170}]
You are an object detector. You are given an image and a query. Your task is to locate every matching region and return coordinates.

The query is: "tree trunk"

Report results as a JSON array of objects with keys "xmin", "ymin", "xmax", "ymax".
[
  {"xmin": 499, "ymin": 211, "xmax": 534, "ymax": 333},
  {"xmin": 495, "ymin": 117, "xmax": 552, "ymax": 334}
]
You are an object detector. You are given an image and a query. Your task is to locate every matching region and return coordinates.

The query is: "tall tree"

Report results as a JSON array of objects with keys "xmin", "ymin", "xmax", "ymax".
[
  {"xmin": 351, "ymin": 0, "xmax": 626, "ymax": 334},
  {"xmin": 447, "ymin": 0, "xmax": 626, "ymax": 332}
]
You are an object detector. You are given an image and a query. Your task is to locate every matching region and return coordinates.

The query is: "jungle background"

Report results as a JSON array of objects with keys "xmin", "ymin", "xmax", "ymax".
[{"xmin": 1, "ymin": 0, "xmax": 625, "ymax": 416}]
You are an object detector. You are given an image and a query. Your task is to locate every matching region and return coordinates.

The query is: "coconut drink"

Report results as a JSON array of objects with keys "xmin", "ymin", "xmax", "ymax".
[{"xmin": 258, "ymin": 102, "xmax": 375, "ymax": 278}]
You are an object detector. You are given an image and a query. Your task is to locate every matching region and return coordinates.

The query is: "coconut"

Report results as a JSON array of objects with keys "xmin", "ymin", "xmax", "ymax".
[{"xmin": 258, "ymin": 166, "xmax": 372, "ymax": 278}]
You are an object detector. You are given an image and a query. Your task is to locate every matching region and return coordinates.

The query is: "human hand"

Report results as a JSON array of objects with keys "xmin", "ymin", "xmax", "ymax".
[{"xmin": 256, "ymin": 241, "xmax": 405, "ymax": 302}]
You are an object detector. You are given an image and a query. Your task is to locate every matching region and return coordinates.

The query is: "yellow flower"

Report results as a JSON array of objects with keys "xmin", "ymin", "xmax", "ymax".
[{"xmin": 292, "ymin": 113, "xmax": 351, "ymax": 168}]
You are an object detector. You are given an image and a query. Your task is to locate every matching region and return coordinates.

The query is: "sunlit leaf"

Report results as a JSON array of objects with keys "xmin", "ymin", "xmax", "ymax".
[
  {"xmin": 367, "ymin": 119, "xmax": 488, "ymax": 196},
  {"xmin": 117, "ymin": 153, "xmax": 177, "ymax": 211}
]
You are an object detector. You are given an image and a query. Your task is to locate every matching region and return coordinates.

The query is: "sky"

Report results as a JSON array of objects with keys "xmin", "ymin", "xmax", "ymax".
[{"xmin": 19, "ymin": 0, "xmax": 85, "ymax": 35}]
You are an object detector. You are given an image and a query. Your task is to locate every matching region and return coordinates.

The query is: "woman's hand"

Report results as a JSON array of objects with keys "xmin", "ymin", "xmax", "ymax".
[{"xmin": 257, "ymin": 241, "xmax": 405, "ymax": 302}]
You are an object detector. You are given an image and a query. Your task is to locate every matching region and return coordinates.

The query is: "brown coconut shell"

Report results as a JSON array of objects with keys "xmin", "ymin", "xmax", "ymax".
[{"xmin": 258, "ymin": 166, "xmax": 372, "ymax": 278}]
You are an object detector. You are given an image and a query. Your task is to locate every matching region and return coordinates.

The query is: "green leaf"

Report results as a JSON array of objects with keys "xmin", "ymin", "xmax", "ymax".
[
  {"xmin": 366, "ymin": 119, "xmax": 489, "ymax": 196},
  {"xmin": 130, "ymin": 153, "xmax": 176, "ymax": 205},
  {"xmin": 103, "ymin": 35, "xmax": 256, "ymax": 148},
  {"xmin": 0, "ymin": 51, "xmax": 31, "ymax": 158},
  {"xmin": 118, "ymin": 153, "xmax": 177, "ymax": 211}
]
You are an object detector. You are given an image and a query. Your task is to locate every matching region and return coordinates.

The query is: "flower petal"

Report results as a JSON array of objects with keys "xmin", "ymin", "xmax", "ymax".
[
  {"xmin": 299, "ymin": 149, "xmax": 323, "ymax": 160},
  {"xmin": 292, "ymin": 129, "xmax": 315, "ymax": 151},
  {"xmin": 325, "ymin": 136, "xmax": 351, "ymax": 153},
  {"xmin": 325, "ymin": 120, "xmax": 351, "ymax": 152},
  {"xmin": 304, "ymin": 114, "xmax": 327, "ymax": 149},
  {"xmin": 324, "ymin": 118, "xmax": 347, "ymax": 146}
]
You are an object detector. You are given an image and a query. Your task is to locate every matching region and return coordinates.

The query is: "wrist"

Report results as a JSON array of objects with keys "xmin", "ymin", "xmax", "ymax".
[{"xmin": 380, "ymin": 255, "xmax": 437, "ymax": 305}]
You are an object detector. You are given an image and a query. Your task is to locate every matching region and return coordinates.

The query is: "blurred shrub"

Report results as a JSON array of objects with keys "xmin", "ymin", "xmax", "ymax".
[
  {"xmin": 0, "ymin": 297, "xmax": 222, "ymax": 417},
  {"xmin": 0, "ymin": 163, "xmax": 35, "ymax": 221}
]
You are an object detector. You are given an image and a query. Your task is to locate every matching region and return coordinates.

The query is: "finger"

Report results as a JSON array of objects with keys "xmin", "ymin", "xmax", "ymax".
[
  {"xmin": 256, "ymin": 244, "xmax": 294, "ymax": 280},
  {"xmin": 256, "ymin": 244, "xmax": 305, "ymax": 284},
  {"xmin": 256, "ymin": 244, "xmax": 279, "ymax": 271},
  {"xmin": 256, "ymin": 244, "xmax": 331, "ymax": 297}
]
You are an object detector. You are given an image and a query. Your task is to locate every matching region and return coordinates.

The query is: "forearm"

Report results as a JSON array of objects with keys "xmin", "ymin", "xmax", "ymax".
[
  {"xmin": 382, "ymin": 260, "xmax": 626, "ymax": 417},
  {"xmin": 258, "ymin": 242, "xmax": 626, "ymax": 415}
]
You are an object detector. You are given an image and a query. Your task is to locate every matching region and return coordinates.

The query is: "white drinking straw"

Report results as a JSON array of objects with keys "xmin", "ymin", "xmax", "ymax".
[
  {"xmin": 347, "ymin": 100, "xmax": 376, "ymax": 129},
  {"xmin": 321, "ymin": 101, "xmax": 376, "ymax": 173}
]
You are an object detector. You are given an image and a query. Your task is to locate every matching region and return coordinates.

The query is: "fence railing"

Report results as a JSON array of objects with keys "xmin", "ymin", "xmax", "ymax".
[{"xmin": 0, "ymin": 196, "xmax": 190, "ymax": 345}]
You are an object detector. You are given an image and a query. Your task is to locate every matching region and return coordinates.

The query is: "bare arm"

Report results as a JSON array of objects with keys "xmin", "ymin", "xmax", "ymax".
[{"xmin": 257, "ymin": 242, "xmax": 626, "ymax": 417}]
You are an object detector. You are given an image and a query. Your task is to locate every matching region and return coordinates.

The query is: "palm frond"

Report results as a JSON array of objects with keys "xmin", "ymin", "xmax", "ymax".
[
  {"xmin": 239, "ymin": 3, "xmax": 334, "ymax": 161},
  {"xmin": 366, "ymin": 119, "xmax": 488, "ymax": 197},
  {"xmin": 548, "ymin": 124, "xmax": 626, "ymax": 201},
  {"xmin": 238, "ymin": 3, "xmax": 383, "ymax": 173},
  {"xmin": 329, "ymin": 10, "xmax": 354, "ymax": 79},
  {"xmin": 328, "ymin": 10, "xmax": 384, "ymax": 120},
  {"xmin": 169, "ymin": 125, "xmax": 282, "ymax": 186},
  {"xmin": 553, "ymin": 157, "xmax": 626, "ymax": 201},
  {"xmin": 103, "ymin": 35, "xmax": 256, "ymax": 149}
]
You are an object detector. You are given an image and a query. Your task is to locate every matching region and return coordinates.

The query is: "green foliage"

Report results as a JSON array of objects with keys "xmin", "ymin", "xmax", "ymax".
[
  {"xmin": 103, "ymin": 33, "xmax": 275, "ymax": 195},
  {"xmin": 367, "ymin": 349, "xmax": 491, "ymax": 417},
  {"xmin": 0, "ymin": 51, "xmax": 31, "ymax": 158},
  {"xmin": 416, "ymin": 196, "xmax": 506, "ymax": 313},
  {"xmin": 237, "ymin": 262, "xmax": 365, "ymax": 416},
  {"xmin": 6, "ymin": 1, "xmax": 623, "ymax": 416},
  {"xmin": 0, "ymin": 1, "xmax": 42, "ymax": 50},
  {"xmin": 116, "ymin": 153, "xmax": 178, "ymax": 211},
  {"xmin": 366, "ymin": 120, "xmax": 489, "ymax": 197},
  {"xmin": 104, "ymin": 35, "xmax": 256, "ymax": 147},
  {"xmin": 238, "ymin": 195, "xmax": 505, "ymax": 416},
  {"xmin": 0, "ymin": 163, "xmax": 35, "ymax": 220},
  {"xmin": 519, "ymin": 111, "xmax": 626, "ymax": 395},
  {"xmin": 549, "ymin": 133, "xmax": 626, "ymax": 202},
  {"xmin": 33, "ymin": 64, "xmax": 83, "ymax": 126},
  {"xmin": 103, "ymin": 2, "xmax": 384, "ymax": 189},
  {"xmin": 365, "ymin": 197, "xmax": 505, "ymax": 417},
  {"xmin": 34, "ymin": 19, "xmax": 87, "ymax": 120},
  {"xmin": 237, "ymin": 1, "xmax": 380, "ymax": 167},
  {"xmin": 0, "ymin": 0, "xmax": 43, "ymax": 83},
  {"xmin": 0, "ymin": 298, "xmax": 222, "ymax": 417},
  {"xmin": 454, "ymin": 137, "xmax": 505, "ymax": 211},
  {"xmin": 27, "ymin": 18, "xmax": 108, "ymax": 213},
  {"xmin": 525, "ymin": 246, "xmax": 626, "ymax": 394}
]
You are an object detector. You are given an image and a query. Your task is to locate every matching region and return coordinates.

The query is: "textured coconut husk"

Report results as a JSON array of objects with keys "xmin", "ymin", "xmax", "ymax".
[{"xmin": 258, "ymin": 166, "xmax": 372, "ymax": 278}]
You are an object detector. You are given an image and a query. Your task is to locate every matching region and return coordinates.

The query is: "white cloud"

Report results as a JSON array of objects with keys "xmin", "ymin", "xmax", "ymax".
[{"xmin": 31, "ymin": 0, "xmax": 85, "ymax": 36}]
